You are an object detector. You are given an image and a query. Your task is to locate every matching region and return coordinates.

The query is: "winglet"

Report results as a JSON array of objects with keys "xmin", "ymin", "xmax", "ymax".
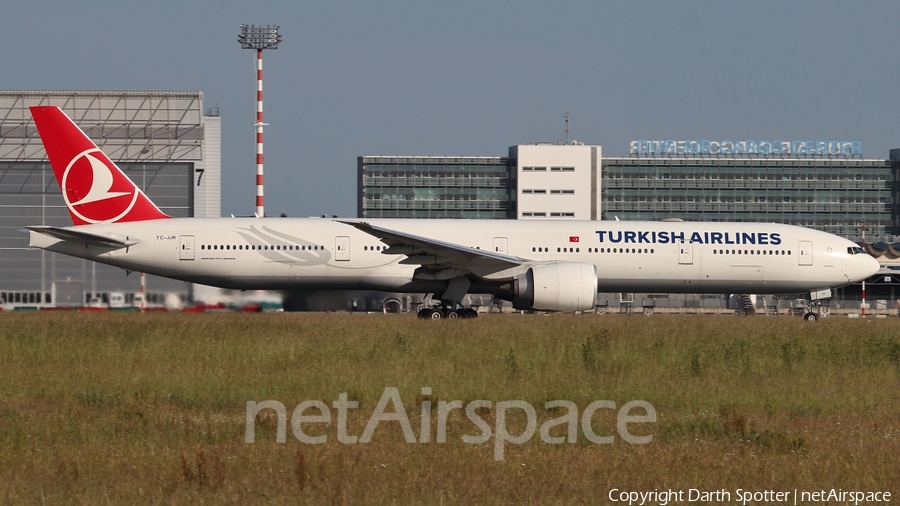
[{"xmin": 29, "ymin": 106, "xmax": 170, "ymax": 225}]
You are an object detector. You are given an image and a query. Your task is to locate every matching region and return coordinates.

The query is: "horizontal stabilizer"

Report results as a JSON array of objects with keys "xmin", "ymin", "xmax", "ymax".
[{"xmin": 26, "ymin": 226, "xmax": 139, "ymax": 249}]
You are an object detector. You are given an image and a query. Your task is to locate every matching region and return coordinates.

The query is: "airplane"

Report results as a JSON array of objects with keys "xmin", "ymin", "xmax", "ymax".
[{"xmin": 25, "ymin": 106, "xmax": 880, "ymax": 320}]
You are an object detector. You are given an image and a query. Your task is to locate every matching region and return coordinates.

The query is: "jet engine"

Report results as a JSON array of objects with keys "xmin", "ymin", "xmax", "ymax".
[{"xmin": 513, "ymin": 262, "xmax": 598, "ymax": 311}]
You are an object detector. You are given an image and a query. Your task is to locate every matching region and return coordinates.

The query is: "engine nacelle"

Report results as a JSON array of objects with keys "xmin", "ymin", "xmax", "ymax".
[{"xmin": 513, "ymin": 262, "xmax": 598, "ymax": 312}]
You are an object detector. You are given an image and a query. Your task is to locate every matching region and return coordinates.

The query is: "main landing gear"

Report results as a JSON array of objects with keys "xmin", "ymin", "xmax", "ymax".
[
  {"xmin": 417, "ymin": 277, "xmax": 478, "ymax": 320},
  {"xmin": 417, "ymin": 301, "xmax": 478, "ymax": 320}
]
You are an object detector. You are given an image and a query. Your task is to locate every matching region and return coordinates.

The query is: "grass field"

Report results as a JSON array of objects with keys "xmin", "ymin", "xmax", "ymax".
[{"xmin": 0, "ymin": 312, "xmax": 898, "ymax": 504}]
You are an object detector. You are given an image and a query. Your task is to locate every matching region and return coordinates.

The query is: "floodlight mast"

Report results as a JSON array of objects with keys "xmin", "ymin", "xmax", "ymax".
[{"xmin": 238, "ymin": 24, "xmax": 281, "ymax": 217}]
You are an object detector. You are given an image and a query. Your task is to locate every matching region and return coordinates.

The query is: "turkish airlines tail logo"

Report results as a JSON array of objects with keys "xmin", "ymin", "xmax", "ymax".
[
  {"xmin": 70, "ymin": 154, "xmax": 129, "ymax": 206},
  {"xmin": 30, "ymin": 106, "xmax": 170, "ymax": 225}
]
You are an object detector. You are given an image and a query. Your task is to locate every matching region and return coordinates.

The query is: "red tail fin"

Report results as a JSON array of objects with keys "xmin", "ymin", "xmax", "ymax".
[{"xmin": 30, "ymin": 106, "xmax": 170, "ymax": 225}]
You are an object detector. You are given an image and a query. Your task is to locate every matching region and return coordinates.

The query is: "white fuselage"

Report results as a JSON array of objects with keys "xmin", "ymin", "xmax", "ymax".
[{"xmin": 31, "ymin": 218, "xmax": 878, "ymax": 296}]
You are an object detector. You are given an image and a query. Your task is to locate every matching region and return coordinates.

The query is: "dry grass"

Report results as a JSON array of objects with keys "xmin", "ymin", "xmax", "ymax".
[{"xmin": 0, "ymin": 312, "xmax": 898, "ymax": 504}]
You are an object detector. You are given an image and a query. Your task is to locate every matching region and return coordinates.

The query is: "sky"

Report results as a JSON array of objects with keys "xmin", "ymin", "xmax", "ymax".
[{"xmin": 3, "ymin": 1, "xmax": 899, "ymax": 219}]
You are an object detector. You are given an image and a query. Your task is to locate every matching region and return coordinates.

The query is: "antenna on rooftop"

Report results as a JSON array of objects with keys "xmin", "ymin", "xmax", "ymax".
[{"xmin": 564, "ymin": 112, "xmax": 570, "ymax": 143}]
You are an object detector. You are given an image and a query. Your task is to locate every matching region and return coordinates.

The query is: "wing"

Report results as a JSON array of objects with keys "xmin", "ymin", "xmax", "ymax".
[
  {"xmin": 338, "ymin": 220, "xmax": 526, "ymax": 279},
  {"xmin": 26, "ymin": 226, "xmax": 139, "ymax": 249}
]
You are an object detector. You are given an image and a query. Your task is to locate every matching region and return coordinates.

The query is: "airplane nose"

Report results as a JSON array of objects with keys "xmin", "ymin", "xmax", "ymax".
[{"xmin": 867, "ymin": 255, "xmax": 881, "ymax": 278}]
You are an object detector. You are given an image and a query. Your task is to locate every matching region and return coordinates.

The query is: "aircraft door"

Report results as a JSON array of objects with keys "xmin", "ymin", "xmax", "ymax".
[
  {"xmin": 493, "ymin": 237, "xmax": 508, "ymax": 255},
  {"xmin": 179, "ymin": 235, "xmax": 195, "ymax": 260},
  {"xmin": 335, "ymin": 236, "xmax": 351, "ymax": 261},
  {"xmin": 678, "ymin": 240, "xmax": 693, "ymax": 265},
  {"xmin": 798, "ymin": 241, "xmax": 813, "ymax": 266}
]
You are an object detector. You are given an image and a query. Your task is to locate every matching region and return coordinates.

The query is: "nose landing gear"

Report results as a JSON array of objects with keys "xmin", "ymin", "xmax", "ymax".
[{"xmin": 802, "ymin": 289, "xmax": 832, "ymax": 322}]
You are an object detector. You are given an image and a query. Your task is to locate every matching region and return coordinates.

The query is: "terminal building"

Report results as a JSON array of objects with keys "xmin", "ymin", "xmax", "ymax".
[
  {"xmin": 359, "ymin": 140, "xmax": 900, "ymax": 309},
  {"xmin": 358, "ymin": 143, "xmax": 603, "ymax": 220},
  {"xmin": 603, "ymin": 155, "xmax": 896, "ymax": 243},
  {"xmin": 0, "ymin": 91, "xmax": 221, "ymax": 308},
  {"xmin": 357, "ymin": 155, "xmax": 513, "ymax": 219},
  {"xmin": 359, "ymin": 141, "xmax": 898, "ymax": 244}
]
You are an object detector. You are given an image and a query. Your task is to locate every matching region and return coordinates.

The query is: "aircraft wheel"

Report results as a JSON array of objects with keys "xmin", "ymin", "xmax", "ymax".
[
  {"xmin": 445, "ymin": 309, "xmax": 460, "ymax": 319},
  {"xmin": 417, "ymin": 308, "xmax": 430, "ymax": 319},
  {"xmin": 803, "ymin": 312, "xmax": 818, "ymax": 321},
  {"xmin": 464, "ymin": 308, "xmax": 478, "ymax": 319},
  {"xmin": 428, "ymin": 309, "xmax": 443, "ymax": 320}
]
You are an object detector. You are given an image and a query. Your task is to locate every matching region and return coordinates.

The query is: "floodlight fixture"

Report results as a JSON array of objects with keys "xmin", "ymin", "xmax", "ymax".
[{"xmin": 238, "ymin": 24, "xmax": 281, "ymax": 50}]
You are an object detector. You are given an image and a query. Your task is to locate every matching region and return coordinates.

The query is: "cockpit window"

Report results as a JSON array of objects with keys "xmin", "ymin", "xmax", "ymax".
[{"xmin": 847, "ymin": 246, "xmax": 866, "ymax": 255}]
